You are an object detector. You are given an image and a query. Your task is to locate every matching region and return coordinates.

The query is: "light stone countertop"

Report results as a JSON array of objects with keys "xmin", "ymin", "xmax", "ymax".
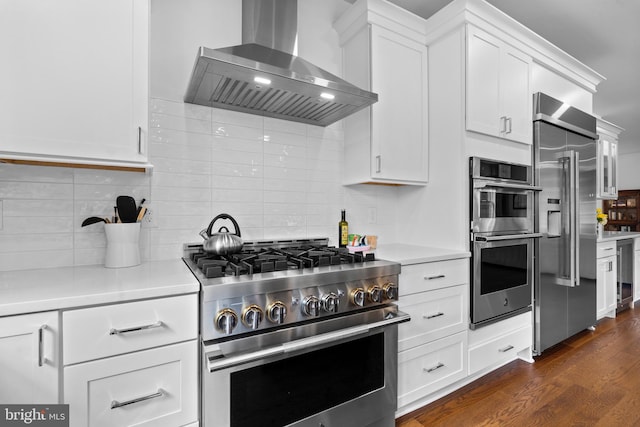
[
  {"xmin": 597, "ymin": 231, "xmax": 640, "ymax": 243},
  {"xmin": 374, "ymin": 243, "xmax": 470, "ymax": 266},
  {"xmin": 0, "ymin": 260, "xmax": 199, "ymax": 317}
]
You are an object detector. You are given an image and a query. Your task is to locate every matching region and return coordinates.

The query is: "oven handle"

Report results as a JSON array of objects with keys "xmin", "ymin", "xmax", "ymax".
[
  {"xmin": 475, "ymin": 233, "xmax": 543, "ymax": 242},
  {"xmin": 206, "ymin": 310, "xmax": 410, "ymax": 372},
  {"xmin": 473, "ymin": 182, "xmax": 542, "ymax": 191}
]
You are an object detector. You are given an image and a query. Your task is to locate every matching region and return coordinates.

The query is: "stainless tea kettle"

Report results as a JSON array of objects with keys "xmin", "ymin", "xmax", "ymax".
[{"xmin": 199, "ymin": 213, "xmax": 243, "ymax": 255}]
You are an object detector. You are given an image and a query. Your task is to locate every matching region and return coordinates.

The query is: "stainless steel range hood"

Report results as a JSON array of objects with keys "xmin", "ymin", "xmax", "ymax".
[{"xmin": 184, "ymin": 0, "xmax": 377, "ymax": 127}]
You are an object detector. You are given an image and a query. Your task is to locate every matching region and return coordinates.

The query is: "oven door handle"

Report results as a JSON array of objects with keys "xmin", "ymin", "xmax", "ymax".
[
  {"xmin": 475, "ymin": 233, "xmax": 543, "ymax": 242},
  {"xmin": 206, "ymin": 309, "xmax": 410, "ymax": 372},
  {"xmin": 473, "ymin": 182, "xmax": 542, "ymax": 191}
]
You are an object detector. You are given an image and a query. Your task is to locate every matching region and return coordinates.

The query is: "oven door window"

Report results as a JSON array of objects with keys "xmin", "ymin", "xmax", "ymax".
[
  {"xmin": 480, "ymin": 244, "xmax": 528, "ymax": 294},
  {"xmin": 230, "ymin": 333, "xmax": 384, "ymax": 427},
  {"xmin": 479, "ymin": 191, "xmax": 528, "ymax": 219}
]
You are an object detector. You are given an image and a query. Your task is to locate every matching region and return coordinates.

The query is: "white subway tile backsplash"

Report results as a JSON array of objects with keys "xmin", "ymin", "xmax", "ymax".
[
  {"xmin": 151, "ymin": 98, "xmax": 211, "ymax": 121},
  {"xmin": 152, "ymin": 171, "xmax": 211, "ymax": 189},
  {"xmin": 264, "ymin": 117, "xmax": 307, "ymax": 136},
  {"xmin": 0, "ymin": 164, "xmax": 74, "ymax": 183},
  {"xmin": 152, "ymin": 157, "xmax": 212, "ymax": 175},
  {"xmin": 212, "ymin": 188, "xmax": 264, "ymax": 203},
  {"xmin": 263, "ymin": 190, "xmax": 306, "ymax": 204},
  {"xmin": 0, "ymin": 182, "xmax": 73, "ymax": 200},
  {"xmin": 213, "ymin": 148, "xmax": 264, "ymax": 166},
  {"xmin": 0, "ymin": 233, "xmax": 73, "ymax": 252},
  {"xmin": 211, "ymin": 109, "xmax": 263, "ymax": 128},
  {"xmin": 213, "ymin": 136, "xmax": 264, "ymax": 155},
  {"xmin": 213, "ymin": 123, "xmax": 264, "ymax": 141},
  {"xmin": 153, "ymin": 185, "xmax": 211, "ymax": 202},
  {"xmin": 1, "ymin": 216, "xmax": 73, "ymax": 234},
  {"xmin": 150, "ymin": 127, "xmax": 213, "ymax": 147},
  {"xmin": 150, "ymin": 112, "xmax": 212, "ymax": 134},
  {"xmin": 0, "ymin": 250, "xmax": 74, "ymax": 271},
  {"xmin": 0, "ymin": 98, "xmax": 397, "ymax": 271},
  {"xmin": 212, "ymin": 165, "xmax": 262, "ymax": 180},
  {"xmin": 3, "ymin": 199, "xmax": 74, "ymax": 217}
]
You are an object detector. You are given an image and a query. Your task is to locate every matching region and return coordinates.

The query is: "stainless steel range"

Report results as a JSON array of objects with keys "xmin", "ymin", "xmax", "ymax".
[{"xmin": 183, "ymin": 238, "xmax": 409, "ymax": 427}]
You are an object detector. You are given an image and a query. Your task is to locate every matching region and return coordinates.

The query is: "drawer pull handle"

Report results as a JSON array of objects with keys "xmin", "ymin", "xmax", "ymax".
[
  {"xmin": 498, "ymin": 345, "xmax": 514, "ymax": 353},
  {"xmin": 424, "ymin": 312, "xmax": 444, "ymax": 319},
  {"xmin": 424, "ymin": 362, "xmax": 445, "ymax": 373},
  {"xmin": 603, "ymin": 248, "xmax": 614, "ymax": 251},
  {"xmin": 111, "ymin": 388, "xmax": 164, "ymax": 409},
  {"xmin": 38, "ymin": 325, "xmax": 48, "ymax": 367},
  {"xmin": 425, "ymin": 274, "xmax": 445, "ymax": 280},
  {"xmin": 109, "ymin": 320, "xmax": 163, "ymax": 335}
]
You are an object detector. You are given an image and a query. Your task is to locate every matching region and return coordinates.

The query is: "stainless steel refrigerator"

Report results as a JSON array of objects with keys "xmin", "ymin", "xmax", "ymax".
[{"xmin": 533, "ymin": 92, "xmax": 597, "ymax": 355}]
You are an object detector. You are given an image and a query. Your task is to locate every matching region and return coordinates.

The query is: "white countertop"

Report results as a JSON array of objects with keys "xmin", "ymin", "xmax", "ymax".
[
  {"xmin": 598, "ymin": 231, "xmax": 640, "ymax": 243},
  {"xmin": 374, "ymin": 243, "xmax": 470, "ymax": 266},
  {"xmin": 0, "ymin": 260, "xmax": 199, "ymax": 317}
]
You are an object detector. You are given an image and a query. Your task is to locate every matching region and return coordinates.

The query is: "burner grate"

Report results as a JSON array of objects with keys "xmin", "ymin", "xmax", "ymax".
[{"xmin": 189, "ymin": 242, "xmax": 375, "ymax": 277}]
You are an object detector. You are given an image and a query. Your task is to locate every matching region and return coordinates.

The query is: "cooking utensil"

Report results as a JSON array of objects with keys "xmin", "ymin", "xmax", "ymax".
[
  {"xmin": 81, "ymin": 216, "xmax": 107, "ymax": 227},
  {"xmin": 136, "ymin": 198, "xmax": 146, "ymax": 218},
  {"xmin": 116, "ymin": 195, "xmax": 138, "ymax": 223},
  {"xmin": 201, "ymin": 213, "xmax": 243, "ymax": 255}
]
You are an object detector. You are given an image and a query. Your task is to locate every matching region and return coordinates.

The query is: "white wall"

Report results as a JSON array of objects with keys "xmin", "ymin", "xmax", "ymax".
[{"xmin": 619, "ymin": 152, "xmax": 640, "ymax": 190}]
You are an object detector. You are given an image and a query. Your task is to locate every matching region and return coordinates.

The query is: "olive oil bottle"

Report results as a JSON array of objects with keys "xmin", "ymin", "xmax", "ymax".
[{"xmin": 339, "ymin": 209, "xmax": 348, "ymax": 247}]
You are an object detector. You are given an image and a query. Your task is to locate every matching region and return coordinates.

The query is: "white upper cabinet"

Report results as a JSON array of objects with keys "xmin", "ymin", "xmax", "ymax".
[
  {"xmin": 0, "ymin": 0, "xmax": 151, "ymax": 171},
  {"xmin": 466, "ymin": 25, "xmax": 532, "ymax": 144},
  {"xmin": 597, "ymin": 119, "xmax": 622, "ymax": 200},
  {"xmin": 335, "ymin": 0, "xmax": 428, "ymax": 185}
]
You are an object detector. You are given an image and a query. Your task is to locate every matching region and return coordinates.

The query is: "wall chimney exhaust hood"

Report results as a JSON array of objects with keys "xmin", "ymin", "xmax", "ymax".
[{"xmin": 184, "ymin": 0, "xmax": 378, "ymax": 127}]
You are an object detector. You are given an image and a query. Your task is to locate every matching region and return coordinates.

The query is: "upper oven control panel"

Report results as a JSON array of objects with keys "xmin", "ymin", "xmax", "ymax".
[{"xmin": 470, "ymin": 157, "xmax": 532, "ymax": 185}]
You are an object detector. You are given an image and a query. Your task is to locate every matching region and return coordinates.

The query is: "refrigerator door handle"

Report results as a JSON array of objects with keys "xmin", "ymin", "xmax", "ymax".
[
  {"xmin": 558, "ymin": 151, "xmax": 580, "ymax": 287},
  {"xmin": 571, "ymin": 150, "xmax": 580, "ymax": 287}
]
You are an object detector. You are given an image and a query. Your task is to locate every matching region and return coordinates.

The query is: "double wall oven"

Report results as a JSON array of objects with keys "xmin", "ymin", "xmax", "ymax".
[
  {"xmin": 470, "ymin": 157, "xmax": 542, "ymax": 329},
  {"xmin": 183, "ymin": 238, "xmax": 409, "ymax": 427}
]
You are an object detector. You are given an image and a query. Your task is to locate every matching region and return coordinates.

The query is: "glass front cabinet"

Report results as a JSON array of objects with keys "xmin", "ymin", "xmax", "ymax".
[{"xmin": 597, "ymin": 119, "xmax": 623, "ymax": 200}]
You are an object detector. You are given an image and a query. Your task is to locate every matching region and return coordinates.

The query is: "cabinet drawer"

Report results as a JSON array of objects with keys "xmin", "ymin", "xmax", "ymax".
[
  {"xmin": 597, "ymin": 242, "xmax": 617, "ymax": 259},
  {"xmin": 468, "ymin": 324, "xmax": 531, "ymax": 375},
  {"xmin": 398, "ymin": 285, "xmax": 468, "ymax": 352},
  {"xmin": 400, "ymin": 259, "xmax": 468, "ymax": 296},
  {"xmin": 398, "ymin": 331, "xmax": 467, "ymax": 408},
  {"xmin": 63, "ymin": 294, "xmax": 197, "ymax": 365},
  {"xmin": 64, "ymin": 340, "xmax": 198, "ymax": 427}
]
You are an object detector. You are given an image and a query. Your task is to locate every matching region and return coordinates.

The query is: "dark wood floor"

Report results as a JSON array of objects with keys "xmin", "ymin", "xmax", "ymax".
[{"xmin": 396, "ymin": 306, "xmax": 640, "ymax": 427}]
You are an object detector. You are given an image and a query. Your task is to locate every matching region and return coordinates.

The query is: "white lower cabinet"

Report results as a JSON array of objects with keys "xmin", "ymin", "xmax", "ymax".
[
  {"xmin": 62, "ymin": 294, "xmax": 198, "ymax": 427},
  {"xmin": 398, "ymin": 331, "xmax": 467, "ymax": 408},
  {"xmin": 467, "ymin": 312, "xmax": 532, "ymax": 375},
  {"xmin": 64, "ymin": 341, "xmax": 197, "ymax": 427},
  {"xmin": 396, "ymin": 257, "xmax": 469, "ymax": 413},
  {"xmin": 0, "ymin": 311, "xmax": 60, "ymax": 403},
  {"xmin": 597, "ymin": 241, "xmax": 617, "ymax": 319},
  {"xmin": 398, "ymin": 285, "xmax": 467, "ymax": 352}
]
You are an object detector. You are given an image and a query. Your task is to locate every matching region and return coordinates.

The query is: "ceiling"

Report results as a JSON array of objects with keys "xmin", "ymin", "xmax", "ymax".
[{"xmin": 386, "ymin": 0, "xmax": 640, "ymax": 154}]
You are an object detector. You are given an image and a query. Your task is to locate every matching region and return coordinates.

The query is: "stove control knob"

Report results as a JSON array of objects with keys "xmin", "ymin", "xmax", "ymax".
[
  {"xmin": 242, "ymin": 305, "xmax": 264, "ymax": 330},
  {"xmin": 215, "ymin": 308, "xmax": 238, "ymax": 335},
  {"xmin": 368, "ymin": 286, "xmax": 383, "ymax": 303},
  {"xmin": 302, "ymin": 296, "xmax": 321, "ymax": 317},
  {"xmin": 322, "ymin": 292, "xmax": 340, "ymax": 313},
  {"xmin": 383, "ymin": 282, "xmax": 398, "ymax": 300},
  {"xmin": 350, "ymin": 288, "xmax": 366, "ymax": 307},
  {"xmin": 267, "ymin": 301, "xmax": 287, "ymax": 324}
]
